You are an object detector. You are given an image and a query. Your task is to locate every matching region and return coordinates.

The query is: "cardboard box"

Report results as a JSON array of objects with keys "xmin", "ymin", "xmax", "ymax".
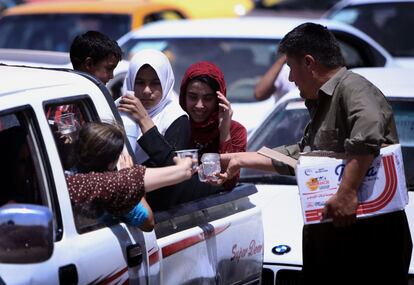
[{"xmin": 258, "ymin": 144, "xmax": 409, "ymax": 224}]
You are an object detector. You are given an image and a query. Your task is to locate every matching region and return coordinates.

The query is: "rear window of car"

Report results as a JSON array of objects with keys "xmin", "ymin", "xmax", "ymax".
[{"xmin": 0, "ymin": 14, "xmax": 131, "ymax": 52}]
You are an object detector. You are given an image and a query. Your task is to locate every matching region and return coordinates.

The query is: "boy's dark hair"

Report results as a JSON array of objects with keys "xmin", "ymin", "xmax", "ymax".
[
  {"xmin": 278, "ymin": 22, "xmax": 345, "ymax": 68},
  {"xmin": 70, "ymin": 31, "xmax": 122, "ymax": 69}
]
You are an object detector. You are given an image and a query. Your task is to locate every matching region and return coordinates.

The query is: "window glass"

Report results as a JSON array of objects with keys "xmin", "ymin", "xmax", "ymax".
[
  {"xmin": 0, "ymin": 108, "xmax": 62, "ymax": 237},
  {"xmin": 242, "ymin": 100, "xmax": 309, "ymax": 178},
  {"xmin": 334, "ymin": 30, "xmax": 386, "ymax": 68},
  {"xmin": 46, "ymin": 102, "xmax": 86, "ymax": 171},
  {"xmin": 44, "ymin": 99, "xmax": 117, "ymax": 233},
  {"xmin": 329, "ymin": 3, "xmax": 414, "ymax": 57},
  {"xmin": 391, "ymin": 100, "xmax": 414, "ymax": 188},
  {"xmin": 338, "ymin": 39, "xmax": 365, "ymax": 68},
  {"xmin": 0, "ymin": 112, "xmax": 45, "ymax": 206},
  {"xmin": 0, "ymin": 14, "xmax": 130, "ymax": 52},
  {"xmin": 247, "ymin": 99, "xmax": 309, "ymax": 152}
]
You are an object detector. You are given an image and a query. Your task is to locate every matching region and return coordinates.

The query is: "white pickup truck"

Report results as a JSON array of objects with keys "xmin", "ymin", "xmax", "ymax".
[{"xmin": 0, "ymin": 65, "xmax": 264, "ymax": 285}]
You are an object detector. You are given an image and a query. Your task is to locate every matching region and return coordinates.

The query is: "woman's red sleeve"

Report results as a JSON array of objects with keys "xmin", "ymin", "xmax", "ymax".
[{"xmin": 220, "ymin": 120, "xmax": 247, "ymax": 190}]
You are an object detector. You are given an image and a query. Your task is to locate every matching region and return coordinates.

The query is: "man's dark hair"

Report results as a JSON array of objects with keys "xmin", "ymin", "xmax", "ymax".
[
  {"xmin": 69, "ymin": 31, "xmax": 122, "ymax": 69},
  {"xmin": 278, "ymin": 22, "xmax": 345, "ymax": 68}
]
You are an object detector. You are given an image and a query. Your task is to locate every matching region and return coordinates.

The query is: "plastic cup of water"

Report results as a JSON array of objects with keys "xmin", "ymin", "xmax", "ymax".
[
  {"xmin": 198, "ymin": 153, "xmax": 221, "ymax": 182},
  {"xmin": 175, "ymin": 149, "xmax": 199, "ymax": 170},
  {"xmin": 56, "ymin": 113, "xmax": 77, "ymax": 135}
]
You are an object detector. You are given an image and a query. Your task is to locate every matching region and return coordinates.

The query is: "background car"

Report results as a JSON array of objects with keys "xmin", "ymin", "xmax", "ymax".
[
  {"xmin": 149, "ymin": 0, "xmax": 254, "ymax": 18},
  {"xmin": 323, "ymin": 0, "xmax": 414, "ymax": 68},
  {"xmin": 0, "ymin": 0, "xmax": 188, "ymax": 52},
  {"xmin": 20, "ymin": 0, "xmax": 254, "ymax": 18},
  {"xmin": 243, "ymin": 67, "xmax": 414, "ymax": 284},
  {"xmin": 116, "ymin": 16, "xmax": 396, "ymax": 133},
  {"xmin": 0, "ymin": 65, "xmax": 263, "ymax": 285}
]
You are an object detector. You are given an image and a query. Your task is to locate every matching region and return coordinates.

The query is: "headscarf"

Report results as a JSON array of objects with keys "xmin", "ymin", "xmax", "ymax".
[
  {"xmin": 122, "ymin": 49, "xmax": 187, "ymax": 163},
  {"xmin": 179, "ymin": 61, "xmax": 226, "ymax": 153}
]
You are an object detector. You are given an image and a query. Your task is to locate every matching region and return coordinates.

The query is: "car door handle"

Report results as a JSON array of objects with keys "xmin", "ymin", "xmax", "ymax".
[
  {"xmin": 59, "ymin": 264, "xmax": 78, "ymax": 285},
  {"xmin": 126, "ymin": 243, "xmax": 143, "ymax": 267}
]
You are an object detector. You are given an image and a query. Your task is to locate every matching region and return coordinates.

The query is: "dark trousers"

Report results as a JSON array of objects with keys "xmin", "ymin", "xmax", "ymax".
[{"xmin": 302, "ymin": 210, "xmax": 412, "ymax": 285}]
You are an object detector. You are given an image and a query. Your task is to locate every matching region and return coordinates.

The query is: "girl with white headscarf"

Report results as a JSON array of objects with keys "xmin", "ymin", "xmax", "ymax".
[
  {"xmin": 117, "ymin": 49, "xmax": 189, "ymax": 165},
  {"xmin": 118, "ymin": 50, "xmax": 223, "ymax": 212}
]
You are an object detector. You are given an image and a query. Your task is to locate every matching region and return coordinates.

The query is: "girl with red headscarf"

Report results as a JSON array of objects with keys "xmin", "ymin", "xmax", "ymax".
[{"xmin": 180, "ymin": 61, "xmax": 247, "ymax": 189}]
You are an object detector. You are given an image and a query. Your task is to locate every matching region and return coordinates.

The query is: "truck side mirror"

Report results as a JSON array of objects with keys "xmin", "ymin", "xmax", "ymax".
[{"xmin": 0, "ymin": 204, "xmax": 54, "ymax": 263}]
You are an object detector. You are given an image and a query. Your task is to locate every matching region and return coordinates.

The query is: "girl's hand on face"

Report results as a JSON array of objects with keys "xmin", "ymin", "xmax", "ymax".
[
  {"xmin": 117, "ymin": 94, "xmax": 150, "ymax": 124},
  {"xmin": 217, "ymin": 91, "xmax": 233, "ymax": 142}
]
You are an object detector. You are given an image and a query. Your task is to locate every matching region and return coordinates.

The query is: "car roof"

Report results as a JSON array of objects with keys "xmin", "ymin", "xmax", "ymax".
[
  {"xmin": 0, "ymin": 49, "xmax": 71, "ymax": 68},
  {"xmin": 4, "ymin": 0, "xmax": 183, "ymax": 15},
  {"xmin": 118, "ymin": 16, "xmax": 390, "ymax": 54},
  {"xmin": 0, "ymin": 65, "xmax": 87, "ymax": 96},
  {"xmin": 118, "ymin": 16, "xmax": 394, "ymax": 64},
  {"xmin": 121, "ymin": 16, "xmax": 368, "ymax": 39},
  {"xmin": 351, "ymin": 67, "xmax": 414, "ymax": 98}
]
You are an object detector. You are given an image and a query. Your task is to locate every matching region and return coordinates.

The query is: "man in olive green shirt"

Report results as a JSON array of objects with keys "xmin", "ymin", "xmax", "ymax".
[{"xmin": 218, "ymin": 23, "xmax": 412, "ymax": 285}]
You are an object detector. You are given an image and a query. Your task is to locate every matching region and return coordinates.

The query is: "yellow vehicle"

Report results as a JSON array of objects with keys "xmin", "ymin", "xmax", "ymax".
[
  {"xmin": 149, "ymin": 0, "xmax": 254, "ymax": 18},
  {"xmin": 22, "ymin": 0, "xmax": 254, "ymax": 18},
  {"xmin": 0, "ymin": 0, "xmax": 188, "ymax": 52}
]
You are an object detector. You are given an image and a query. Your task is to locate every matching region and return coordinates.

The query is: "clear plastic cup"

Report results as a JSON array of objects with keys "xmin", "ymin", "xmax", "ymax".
[
  {"xmin": 56, "ymin": 113, "xmax": 77, "ymax": 135},
  {"xmin": 198, "ymin": 153, "xmax": 221, "ymax": 182},
  {"xmin": 175, "ymin": 149, "xmax": 198, "ymax": 170}
]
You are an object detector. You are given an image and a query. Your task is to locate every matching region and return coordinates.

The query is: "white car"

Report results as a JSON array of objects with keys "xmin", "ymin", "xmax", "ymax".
[
  {"xmin": 0, "ymin": 65, "xmax": 264, "ymax": 285},
  {"xmin": 116, "ymin": 17, "xmax": 396, "ymax": 133},
  {"xmin": 243, "ymin": 67, "xmax": 414, "ymax": 284},
  {"xmin": 323, "ymin": 0, "xmax": 414, "ymax": 68}
]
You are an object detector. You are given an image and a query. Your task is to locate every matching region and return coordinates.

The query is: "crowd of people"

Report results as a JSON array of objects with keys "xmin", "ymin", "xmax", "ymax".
[{"xmin": 41, "ymin": 26, "xmax": 413, "ymax": 284}]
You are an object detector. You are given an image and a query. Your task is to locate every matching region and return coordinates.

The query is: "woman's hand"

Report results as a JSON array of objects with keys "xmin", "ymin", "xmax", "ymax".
[
  {"xmin": 217, "ymin": 91, "xmax": 233, "ymax": 143},
  {"xmin": 173, "ymin": 156, "xmax": 197, "ymax": 180},
  {"xmin": 117, "ymin": 93, "xmax": 154, "ymax": 133},
  {"xmin": 118, "ymin": 151, "xmax": 134, "ymax": 169}
]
